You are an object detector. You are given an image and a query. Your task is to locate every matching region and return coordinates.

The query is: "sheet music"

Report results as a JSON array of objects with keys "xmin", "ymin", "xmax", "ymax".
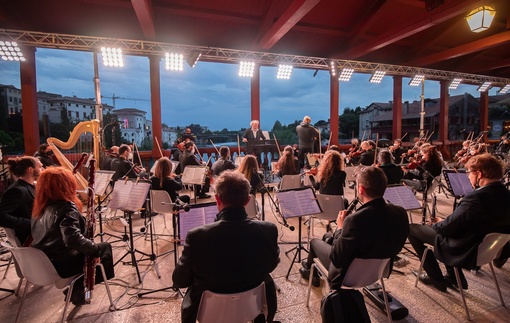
[
  {"xmin": 179, "ymin": 204, "xmax": 218, "ymax": 244},
  {"xmin": 384, "ymin": 186, "xmax": 422, "ymax": 210},
  {"xmin": 108, "ymin": 180, "xmax": 150, "ymax": 212},
  {"xmin": 443, "ymin": 171, "xmax": 473, "ymax": 197},
  {"xmin": 182, "ymin": 165, "xmax": 207, "ymax": 185},
  {"xmin": 277, "ymin": 187, "xmax": 321, "ymax": 218},
  {"xmin": 94, "ymin": 170, "xmax": 115, "ymax": 196}
]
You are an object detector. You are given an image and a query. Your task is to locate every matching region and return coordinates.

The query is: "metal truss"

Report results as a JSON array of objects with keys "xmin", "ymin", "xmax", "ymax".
[{"xmin": 1, "ymin": 28, "xmax": 509, "ymax": 87}]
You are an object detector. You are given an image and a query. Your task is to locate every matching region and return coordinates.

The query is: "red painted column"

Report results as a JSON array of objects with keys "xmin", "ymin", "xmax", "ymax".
[
  {"xmin": 480, "ymin": 90, "xmax": 489, "ymax": 143},
  {"xmin": 149, "ymin": 55, "xmax": 162, "ymax": 157},
  {"xmin": 20, "ymin": 47, "xmax": 40, "ymax": 155},
  {"xmin": 439, "ymin": 80, "xmax": 450, "ymax": 159},
  {"xmin": 251, "ymin": 66, "xmax": 260, "ymax": 124},
  {"xmin": 330, "ymin": 73, "xmax": 339, "ymax": 146},
  {"xmin": 392, "ymin": 76, "xmax": 402, "ymax": 141}
]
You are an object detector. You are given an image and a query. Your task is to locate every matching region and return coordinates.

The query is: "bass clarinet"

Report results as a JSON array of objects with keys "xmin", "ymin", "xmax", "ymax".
[{"xmin": 84, "ymin": 158, "xmax": 97, "ymax": 304}]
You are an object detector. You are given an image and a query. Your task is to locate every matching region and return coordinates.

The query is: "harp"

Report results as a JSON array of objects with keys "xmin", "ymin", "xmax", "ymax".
[{"xmin": 47, "ymin": 119, "xmax": 101, "ymax": 190}]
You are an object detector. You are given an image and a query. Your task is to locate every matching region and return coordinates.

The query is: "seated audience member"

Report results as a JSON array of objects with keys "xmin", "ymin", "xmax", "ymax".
[
  {"xmin": 151, "ymin": 157, "xmax": 190, "ymax": 204},
  {"xmin": 275, "ymin": 146, "xmax": 299, "ymax": 177},
  {"xmin": 111, "ymin": 144, "xmax": 138, "ymax": 181},
  {"xmin": 34, "ymin": 143, "xmax": 55, "ymax": 168},
  {"xmin": 211, "ymin": 146, "xmax": 236, "ymax": 176},
  {"xmin": 101, "ymin": 146, "xmax": 119, "ymax": 170},
  {"xmin": 408, "ymin": 154, "xmax": 510, "ymax": 292},
  {"xmin": 299, "ymin": 167, "xmax": 409, "ymax": 288},
  {"xmin": 0, "ymin": 156, "xmax": 43, "ymax": 245},
  {"xmin": 31, "ymin": 167, "xmax": 114, "ymax": 305},
  {"xmin": 179, "ymin": 142, "xmax": 211, "ymax": 199},
  {"xmin": 378, "ymin": 150, "xmax": 403, "ymax": 185},
  {"xmin": 172, "ymin": 170, "xmax": 280, "ymax": 323},
  {"xmin": 238, "ymin": 155, "xmax": 264, "ymax": 195}
]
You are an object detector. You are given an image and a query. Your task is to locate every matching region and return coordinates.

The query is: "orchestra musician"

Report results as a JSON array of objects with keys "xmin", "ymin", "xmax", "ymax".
[
  {"xmin": 151, "ymin": 157, "xmax": 190, "ymax": 204},
  {"xmin": 0, "ymin": 156, "xmax": 43, "ymax": 246},
  {"xmin": 179, "ymin": 128, "xmax": 197, "ymax": 143},
  {"xmin": 211, "ymin": 146, "xmax": 237, "ymax": 176},
  {"xmin": 377, "ymin": 150, "xmax": 403, "ymax": 185},
  {"xmin": 296, "ymin": 116, "xmax": 319, "ymax": 169},
  {"xmin": 111, "ymin": 144, "xmax": 138, "ymax": 182},
  {"xmin": 402, "ymin": 145, "xmax": 443, "ymax": 191},
  {"xmin": 31, "ymin": 167, "xmax": 113, "ymax": 306},
  {"xmin": 275, "ymin": 146, "xmax": 299, "ymax": 177},
  {"xmin": 242, "ymin": 120, "xmax": 266, "ymax": 164},
  {"xmin": 179, "ymin": 141, "xmax": 211, "ymax": 199},
  {"xmin": 388, "ymin": 139, "xmax": 405, "ymax": 164},
  {"xmin": 346, "ymin": 138, "xmax": 360, "ymax": 165},
  {"xmin": 34, "ymin": 143, "xmax": 56, "ymax": 168},
  {"xmin": 358, "ymin": 140, "xmax": 376, "ymax": 166},
  {"xmin": 238, "ymin": 155, "xmax": 264, "ymax": 196},
  {"xmin": 496, "ymin": 133, "xmax": 510, "ymax": 155},
  {"xmin": 100, "ymin": 146, "xmax": 119, "ymax": 171}
]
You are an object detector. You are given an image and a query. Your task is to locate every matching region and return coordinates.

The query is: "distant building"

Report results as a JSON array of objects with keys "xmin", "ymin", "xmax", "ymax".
[{"xmin": 114, "ymin": 108, "xmax": 149, "ymax": 147}]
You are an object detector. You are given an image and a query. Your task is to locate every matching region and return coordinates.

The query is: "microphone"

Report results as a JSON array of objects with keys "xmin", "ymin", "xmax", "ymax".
[
  {"xmin": 175, "ymin": 197, "xmax": 190, "ymax": 212},
  {"xmin": 73, "ymin": 153, "xmax": 88, "ymax": 174},
  {"xmin": 282, "ymin": 216, "xmax": 295, "ymax": 231},
  {"xmin": 345, "ymin": 198, "xmax": 360, "ymax": 215}
]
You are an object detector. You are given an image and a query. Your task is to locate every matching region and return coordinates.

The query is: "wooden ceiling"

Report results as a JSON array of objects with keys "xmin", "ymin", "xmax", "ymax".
[{"xmin": 1, "ymin": 0, "xmax": 509, "ymax": 80}]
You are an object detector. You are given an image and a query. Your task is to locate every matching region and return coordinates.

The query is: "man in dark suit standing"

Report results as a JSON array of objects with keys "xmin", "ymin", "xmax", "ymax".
[
  {"xmin": 172, "ymin": 170, "xmax": 280, "ymax": 323},
  {"xmin": 0, "ymin": 156, "xmax": 43, "ymax": 245},
  {"xmin": 243, "ymin": 120, "xmax": 266, "ymax": 164},
  {"xmin": 296, "ymin": 116, "xmax": 319, "ymax": 169},
  {"xmin": 299, "ymin": 166, "xmax": 409, "ymax": 288},
  {"xmin": 111, "ymin": 144, "xmax": 137, "ymax": 182},
  {"xmin": 409, "ymin": 153, "xmax": 510, "ymax": 292},
  {"xmin": 179, "ymin": 141, "xmax": 211, "ymax": 198}
]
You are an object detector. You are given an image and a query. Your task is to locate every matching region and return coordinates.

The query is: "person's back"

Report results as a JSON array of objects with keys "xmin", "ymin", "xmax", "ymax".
[
  {"xmin": 380, "ymin": 164, "xmax": 403, "ymax": 185},
  {"xmin": 296, "ymin": 123, "xmax": 317, "ymax": 150}
]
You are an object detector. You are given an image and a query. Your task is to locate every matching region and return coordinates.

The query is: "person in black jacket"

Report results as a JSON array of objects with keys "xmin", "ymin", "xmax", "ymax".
[
  {"xmin": 179, "ymin": 142, "xmax": 211, "ymax": 199},
  {"xmin": 408, "ymin": 154, "xmax": 510, "ymax": 292},
  {"xmin": 211, "ymin": 146, "xmax": 236, "ymax": 176},
  {"xmin": 34, "ymin": 143, "xmax": 55, "ymax": 168},
  {"xmin": 172, "ymin": 170, "xmax": 280, "ymax": 323},
  {"xmin": 31, "ymin": 167, "xmax": 113, "ymax": 305},
  {"xmin": 111, "ymin": 144, "xmax": 138, "ymax": 182},
  {"xmin": 300, "ymin": 167, "xmax": 409, "ymax": 288},
  {"xmin": 358, "ymin": 140, "xmax": 376, "ymax": 166},
  {"xmin": 0, "ymin": 156, "xmax": 43, "ymax": 245},
  {"xmin": 377, "ymin": 150, "xmax": 403, "ymax": 185},
  {"xmin": 296, "ymin": 116, "xmax": 319, "ymax": 169},
  {"xmin": 151, "ymin": 157, "xmax": 190, "ymax": 204}
]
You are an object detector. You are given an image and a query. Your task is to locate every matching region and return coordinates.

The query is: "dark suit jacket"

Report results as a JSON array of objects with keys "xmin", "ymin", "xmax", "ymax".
[
  {"xmin": 329, "ymin": 198, "xmax": 409, "ymax": 288},
  {"xmin": 313, "ymin": 169, "xmax": 347, "ymax": 196},
  {"xmin": 179, "ymin": 150, "xmax": 201, "ymax": 172},
  {"xmin": 296, "ymin": 123, "xmax": 319, "ymax": 150},
  {"xmin": 111, "ymin": 157, "xmax": 137, "ymax": 181},
  {"xmin": 172, "ymin": 207, "xmax": 280, "ymax": 323},
  {"xmin": 358, "ymin": 149, "xmax": 375, "ymax": 166},
  {"xmin": 379, "ymin": 164, "xmax": 403, "ymax": 185},
  {"xmin": 150, "ymin": 176, "xmax": 183, "ymax": 203},
  {"xmin": 211, "ymin": 158, "xmax": 236, "ymax": 176},
  {"xmin": 433, "ymin": 182, "xmax": 510, "ymax": 269},
  {"xmin": 243, "ymin": 128, "xmax": 265, "ymax": 141},
  {"xmin": 0, "ymin": 179, "xmax": 35, "ymax": 244}
]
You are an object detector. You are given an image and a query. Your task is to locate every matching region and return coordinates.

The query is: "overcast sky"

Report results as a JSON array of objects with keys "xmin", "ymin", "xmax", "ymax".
[{"xmin": 0, "ymin": 48, "xmax": 495, "ymax": 131}]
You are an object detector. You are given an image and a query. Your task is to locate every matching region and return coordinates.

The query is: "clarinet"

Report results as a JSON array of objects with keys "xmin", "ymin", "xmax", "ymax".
[{"xmin": 84, "ymin": 159, "xmax": 96, "ymax": 304}]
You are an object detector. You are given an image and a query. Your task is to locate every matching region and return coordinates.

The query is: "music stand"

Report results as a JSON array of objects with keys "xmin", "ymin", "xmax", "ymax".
[
  {"xmin": 108, "ymin": 178, "xmax": 151, "ymax": 284},
  {"xmin": 181, "ymin": 165, "xmax": 207, "ymax": 203},
  {"xmin": 442, "ymin": 170, "xmax": 473, "ymax": 210},
  {"xmin": 276, "ymin": 187, "xmax": 321, "ymax": 279},
  {"xmin": 138, "ymin": 201, "xmax": 217, "ymax": 298},
  {"xmin": 93, "ymin": 170, "xmax": 121, "ymax": 243}
]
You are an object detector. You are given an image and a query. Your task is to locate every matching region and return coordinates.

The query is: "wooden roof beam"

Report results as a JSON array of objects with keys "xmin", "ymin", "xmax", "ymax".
[
  {"xmin": 340, "ymin": 0, "xmax": 484, "ymax": 59},
  {"xmin": 407, "ymin": 30, "xmax": 510, "ymax": 66},
  {"xmin": 131, "ymin": 0, "xmax": 156, "ymax": 39},
  {"xmin": 256, "ymin": 0, "xmax": 321, "ymax": 50}
]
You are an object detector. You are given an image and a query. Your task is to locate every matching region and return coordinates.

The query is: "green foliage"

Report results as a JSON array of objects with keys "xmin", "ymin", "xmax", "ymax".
[
  {"xmin": 0, "ymin": 130, "xmax": 15, "ymax": 148},
  {"xmin": 339, "ymin": 107, "xmax": 360, "ymax": 138},
  {"xmin": 6, "ymin": 131, "xmax": 24, "ymax": 153}
]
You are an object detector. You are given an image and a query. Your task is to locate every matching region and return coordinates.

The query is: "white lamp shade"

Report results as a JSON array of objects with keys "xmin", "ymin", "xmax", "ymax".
[{"xmin": 466, "ymin": 5, "xmax": 496, "ymax": 33}]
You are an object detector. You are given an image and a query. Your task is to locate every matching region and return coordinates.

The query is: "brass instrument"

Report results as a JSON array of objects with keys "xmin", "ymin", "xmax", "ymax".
[
  {"xmin": 47, "ymin": 119, "xmax": 100, "ymax": 191},
  {"xmin": 84, "ymin": 158, "xmax": 97, "ymax": 303}
]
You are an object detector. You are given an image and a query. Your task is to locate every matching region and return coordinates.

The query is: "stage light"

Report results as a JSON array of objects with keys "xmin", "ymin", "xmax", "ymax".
[
  {"xmin": 330, "ymin": 61, "xmax": 336, "ymax": 77},
  {"xmin": 477, "ymin": 81, "xmax": 491, "ymax": 92},
  {"xmin": 101, "ymin": 47, "xmax": 124, "ymax": 67},
  {"xmin": 449, "ymin": 78, "xmax": 462, "ymax": 90},
  {"xmin": 409, "ymin": 74, "xmax": 425, "ymax": 86},
  {"xmin": 0, "ymin": 41, "xmax": 25, "ymax": 62},
  {"xmin": 277, "ymin": 64, "xmax": 293, "ymax": 79},
  {"xmin": 465, "ymin": 5, "xmax": 496, "ymax": 33},
  {"xmin": 338, "ymin": 68, "xmax": 354, "ymax": 82},
  {"xmin": 239, "ymin": 61, "xmax": 255, "ymax": 77},
  {"xmin": 498, "ymin": 84, "xmax": 510, "ymax": 94},
  {"xmin": 165, "ymin": 53, "xmax": 184, "ymax": 71},
  {"xmin": 369, "ymin": 70, "xmax": 386, "ymax": 83},
  {"xmin": 186, "ymin": 51, "xmax": 201, "ymax": 68}
]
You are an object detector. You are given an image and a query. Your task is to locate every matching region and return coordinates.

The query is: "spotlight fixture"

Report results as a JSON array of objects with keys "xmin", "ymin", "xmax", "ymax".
[
  {"xmin": 409, "ymin": 74, "xmax": 425, "ymax": 86},
  {"xmin": 186, "ymin": 51, "xmax": 201, "ymax": 68},
  {"xmin": 329, "ymin": 61, "xmax": 337, "ymax": 77},
  {"xmin": 449, "ymin": 78, "xmax": 462, "ymax": 90},
  {"xmin": 0, "ymin": 41, "xmax": 25, "ymax": 62},
  {"xmin": 498, "ymin": 84, "xmax": 510, "ymax": 94},
  {"xmin": 101, "ymin": 47, "xmax": 124, "ymax": 67},
  {"xmin": 465, "ymin": 5, "xmax": 496, "ymax": 33},
  {"xmin": 165, "ymin": 53, "xmax": 184, "ymax": 71},
  {"xmin": 338, "ymin": 68, "xmax": 354, "ymax": 82},
  {"xmin": 369, "ymin": 70, "xmax": 386, "ymax": 83},
  {"xmin": 477, "ymin": 81, "xmax": 491, "ymax": 92},
  {"xmin": 277, "ymin": 64, "xmax": 293, "ymax": 79},
  {"xmin": 239, "ymin": 61, "xmax": 255, "ymax": 78}
]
